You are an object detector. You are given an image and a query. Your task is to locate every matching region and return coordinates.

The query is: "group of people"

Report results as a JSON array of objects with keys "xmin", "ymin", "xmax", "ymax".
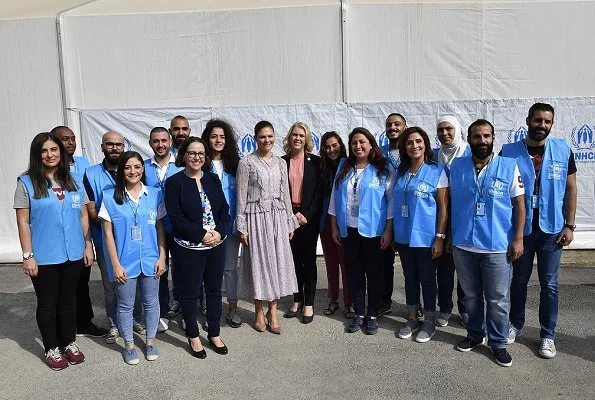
[{"xmin": 15, "ymin": 102, "xmax": 576, "ymax": 370}]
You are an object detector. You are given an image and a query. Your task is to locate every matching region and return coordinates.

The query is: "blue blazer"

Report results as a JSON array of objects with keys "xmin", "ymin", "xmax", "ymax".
[{"xmin": 164, "ymin": 170, "xmax": 230, "ymax": 244}]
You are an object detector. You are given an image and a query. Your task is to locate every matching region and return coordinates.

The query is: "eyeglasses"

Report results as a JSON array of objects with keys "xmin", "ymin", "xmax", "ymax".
[
  {"xmin": 186, "ymin": 151, "xmax": 206, "ymax": 159},
  {"xmin": 104, "ymin": 142, "xmax": 124, "ymax": 149}
]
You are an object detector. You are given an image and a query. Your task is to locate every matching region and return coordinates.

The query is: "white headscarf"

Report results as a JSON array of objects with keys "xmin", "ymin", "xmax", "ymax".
[{"xmin": 436, "ymin": 115, "xmax": 468, "ymax": 167}]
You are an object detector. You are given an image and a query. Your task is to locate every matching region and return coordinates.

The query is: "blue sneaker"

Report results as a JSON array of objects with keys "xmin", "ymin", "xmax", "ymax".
[
  {"xmin": 365, "ymin": 316, "xmax": 379, "ymax": 335},
  {"xmin": 123, "ymin": 347, "xmax": 140, "ymax": 365},
  {"xmin": 146, "ymin": 345, "xmax": 159, "ymax": 361},
  {"xmin": 346, "ymin": 316, "xmax": 364, "ymax": 333}
]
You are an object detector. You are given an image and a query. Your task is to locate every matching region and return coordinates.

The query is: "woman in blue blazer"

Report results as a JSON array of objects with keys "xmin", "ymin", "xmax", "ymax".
[{"xmin": 165, "ymin": 137, "xmax": 231, "ymax": 358}]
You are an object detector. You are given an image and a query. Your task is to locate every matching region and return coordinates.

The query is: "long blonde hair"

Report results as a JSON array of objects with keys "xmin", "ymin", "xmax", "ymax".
[{"xmin": 283, "ymin": 122, "xmax": 314, "ymax": 155}]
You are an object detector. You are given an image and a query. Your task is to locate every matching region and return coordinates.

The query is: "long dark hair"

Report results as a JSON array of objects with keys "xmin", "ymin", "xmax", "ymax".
[
  {"xmin": 26, "ymin": 132, "xmax": 78, "ymax": 199},
  {"xmin": 201, "ymin": 119, "xmax": 240, "ymax": 175},
  {"xmin": 114, "ymin": 151, "xmax": 146, "ymax": 205},
  {"xmin": 319, "ymin": 131, "xmax": 347, "ymax": 194},
  {"xmin": 335, "ymin": 127, "xmax": 388, "ymax": 187},
  {"xmin": 175, "ymin": 137, "xmax": 210, "ymax": 168},
  {"xmin": 397, "ymin": 127, "xmax": 436, "ymax": 176}
]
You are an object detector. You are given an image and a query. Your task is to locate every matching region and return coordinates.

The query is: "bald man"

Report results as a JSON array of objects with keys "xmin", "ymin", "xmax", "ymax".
[{"xmin": 169, "ymin": 115, "xmax": 191, "ymax": 156}]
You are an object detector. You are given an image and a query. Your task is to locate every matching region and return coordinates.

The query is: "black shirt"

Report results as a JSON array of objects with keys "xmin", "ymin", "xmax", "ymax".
[{"xmin": 82, "ymin": 160, "xmax": 117, "ymax": 202}]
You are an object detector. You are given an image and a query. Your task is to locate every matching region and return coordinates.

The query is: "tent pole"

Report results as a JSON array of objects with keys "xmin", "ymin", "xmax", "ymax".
[{"xmin": 341, "ymin": 0, "xmax": 348, "ymax": 103}]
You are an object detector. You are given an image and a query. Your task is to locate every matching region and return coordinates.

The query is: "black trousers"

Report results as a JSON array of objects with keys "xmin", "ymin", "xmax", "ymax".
[
  {"xmin": 343, "ymin": 228, "xmax": 384, "ymax": 317},
  {"xmin": 436, "ymin": 252, "xmax": 466, "ymax": 314},
  {"xmin": 31, "ymin": 259, "xmax": 83, "ymax": 351},
  {"xmin": 381, "ymin": 247, "xmax": 396, "ymax": 306},
  {"xmin": 76, "ymin": 263, "xmax": 94, "ymax": 328},
  {"xmin": 171, "ymin": 241, "xmax": 225, "ymax": 338},
  {"xmin": 290, "ymin": 219, "xmax": 319, "ymax": 306}
]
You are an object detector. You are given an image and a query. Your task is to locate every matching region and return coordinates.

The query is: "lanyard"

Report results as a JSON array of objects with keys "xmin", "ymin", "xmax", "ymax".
[
  {"xmin": 155, "ymin": 162, "xmax": 170, "ymax": 189},
  {"xmin": 476, "ymin": 155, "xmax": 493, "ymax": 199},
  {"xmin": 403, "ymin": 162, "xmax": 424, "ymax": 205},
  {"xmin": 352, "ymin": 166, "xmax": 366, "ymax": 196},
  {"xmin": 125, "ymin": 193, "xmax": 141, "ymax": 225}
]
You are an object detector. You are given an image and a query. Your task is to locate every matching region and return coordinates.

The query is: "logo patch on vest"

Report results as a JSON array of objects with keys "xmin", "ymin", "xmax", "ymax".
[
  {"xmin": 488, "ymin": 179, "xmax": 506, "ymax": 197},
  {"xmin": 148, "ymin": 210, "xmax": 157, "ymax": 225},
  {"xmin": 414, "ymin": 182, "xmax": 431, "ymax": 198},
  {"xmin": 71, "ymin": 194, "xmax": 81, "ymax": 208},
  {"xmin": 547, "ymin": 163, "xmax": 564, "ymax": 180},
  {"xmin": 369, "ymin": 176, "xmax": 385, "ymax": 189}
]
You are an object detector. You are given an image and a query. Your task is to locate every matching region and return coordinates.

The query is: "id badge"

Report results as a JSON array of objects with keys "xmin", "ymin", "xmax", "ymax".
[
  {"xmin": 350, "ymin": 206, "xmax": 359, "ymax": 217},
  {"xmin": 531, "ymin": 195, "xmax": 538, "ymax": 209},
  {"xmin": 401, "ymin": 204, "xmax": 409, "ymax": 218},
  {"xmin": 476, "ymin": 202, "xmax": 486, "ymax": 216},
  {"xmin": 131, "ymin": 225, "xmax": 142, "ymax": 241}
]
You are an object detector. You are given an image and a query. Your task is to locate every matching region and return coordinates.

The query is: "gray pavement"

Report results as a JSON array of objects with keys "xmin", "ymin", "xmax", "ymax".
[{"xmin": 1, "ymin": 260, "xmax": 594, "ymax": 400}]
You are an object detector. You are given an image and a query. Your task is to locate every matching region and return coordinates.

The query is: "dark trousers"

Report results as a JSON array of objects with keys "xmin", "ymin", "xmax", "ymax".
[
  {"xmin": 158, "ymin": 235, "xmax": 175, "ymax": 317},
  {"xmin": 436, "ymin": 252, "xmax": 466, "ymax": 314},
  {"xmin": 343, "ymin": 228, "xmax": 384, "ymax": 317},
  {"xmin": 76, "ymin": 264, "xmax": 94, "ymax": 328},
  {"xmin": 31, "ymin": 259, "xmax": 83, "ymax": 351},
  {"xmin": 171, "ymin": 241, "xmax": 225, "ymax": 338},
  {"xmin": 396, "ymin": 244, "xmax": 437, "ymax": 313},
  {"xmin": 381, "ymin": 247, "xmax": 396, "ymax": 306},
  {"xmin": 290, "ymin": 219, "xmax": 319, "ymax": 306}
]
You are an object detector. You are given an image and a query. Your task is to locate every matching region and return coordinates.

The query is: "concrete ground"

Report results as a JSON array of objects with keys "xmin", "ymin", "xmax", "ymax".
[{"xmin": 0, "ymin": 259, "xmax": 594, "ymax": 400}]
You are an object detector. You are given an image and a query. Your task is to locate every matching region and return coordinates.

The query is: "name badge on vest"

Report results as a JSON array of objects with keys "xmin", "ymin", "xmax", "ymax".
[
  {"xmin": 131, "ymin": 225, "xmax": 142, "ymax": 241},
  {"xmin": 531, "ymin": 195, "xmax": 538, "ymax": 209},
  {"xmin": 401, "ymin": 204, "xmax": 409, "ymax": 218},
  {"xmin": 476, "ymin": 202, "xmax": 486, "ymax": 216}
]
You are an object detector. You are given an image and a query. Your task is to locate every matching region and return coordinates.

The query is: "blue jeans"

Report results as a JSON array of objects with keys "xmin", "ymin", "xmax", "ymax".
[
  {"xmin": 115, "ymin": 273, "xmax": 160, "ymax": 345},
  {"xmin": 396, "ymin": 243, "xmax": 437, "ymax": 314},
  {"xmin": 510, "ymin": 230, "xmax": 562, "ymax": 339},
  {"xmin": 436, "ymin": 252, "xmax": 466, "ymax": 314},
  {"xmin": 453, "ymin": 248, "xmax": 511, "ymax": 349}
]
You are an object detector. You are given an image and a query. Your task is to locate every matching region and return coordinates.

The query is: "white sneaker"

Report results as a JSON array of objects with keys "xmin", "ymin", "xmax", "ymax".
[
  {"xmin": 132, "ymin": 321, "xmax": 146, "ymax": 335},
  {"xmin": 106, "ymin": 327, "xmax": 119, "ymax": 344},
  {"xmin": 539, "ymin": 338, "xmax": 556, "ymax": 359},
  {"xmin": 157, "ymin": 318, "xmax": 169, "ymax": 333},
  {"xmin": 507, "ymin": 325, "xmax": 521, "ymax": 345}
]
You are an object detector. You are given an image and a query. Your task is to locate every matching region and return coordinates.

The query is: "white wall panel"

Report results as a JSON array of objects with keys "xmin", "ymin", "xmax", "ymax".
[{"xmin": 62, "ymin": 5, "xmax": 342, "ymax": 109}]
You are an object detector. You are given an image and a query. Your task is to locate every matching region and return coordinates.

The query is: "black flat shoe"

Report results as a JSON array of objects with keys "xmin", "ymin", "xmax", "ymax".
[
  {"xmin": 284, "ymin": 304, "xmax": 303, "ymax": 319},
  {"xmin": 302, "ymin": 314, "xmax": 314, "ymax": 324},
  {"xmin": 188, "ymin": 338, "xmax": 207, "ymax": 359},
  {"xmin": 207, "ymin": 336, "xmax": 229, "ymax": 355}
]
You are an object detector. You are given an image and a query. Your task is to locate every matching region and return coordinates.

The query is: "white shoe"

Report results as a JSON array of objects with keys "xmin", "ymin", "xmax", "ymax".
[
  {"xmin": 157, "ymin": 318, "xmax": 169, "ymax": 333},
  {"xmin": 539, "ymin": 338, "xmax": 556, "ymax": 359},
  {"xmin": 106, "ymin": 327, "xmax": 119, "ymax": 344}
]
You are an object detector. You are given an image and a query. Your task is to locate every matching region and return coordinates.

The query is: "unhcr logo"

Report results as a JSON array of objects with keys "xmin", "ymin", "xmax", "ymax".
[
  {"xmin": 240, "ymin": 133, "xmax": 256, "ymax": 156},
  {"xmin": 571, "ymin": 124, "xmax": 595, "ymax": 162},
  {"xmin": 414, "ymin": 182, "xmax": 430, "ymax": 198},
  {"xmin": 311, "ymin": 132, "xmax": 321, "ymax": 153},
  {"xmin": 124, "ymin": 137, "xmax": 133, "ymax": 151},
  {"xmin": 488, "ymin": 179, "xmax": 505, "ymax": 197},
  {"xmin": 507, "ymin": 126, "xmax": 527, "ymax": 143}
]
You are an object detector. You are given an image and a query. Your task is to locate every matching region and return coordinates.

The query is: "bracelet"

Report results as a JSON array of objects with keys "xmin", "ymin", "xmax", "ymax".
[{"xmin": 564, "ymin": 223, "xmax": 576, "ymax": 232}]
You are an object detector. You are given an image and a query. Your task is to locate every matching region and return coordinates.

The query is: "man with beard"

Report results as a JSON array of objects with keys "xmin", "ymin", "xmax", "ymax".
[
  {"xmin": 450, "ymin": 119, "xmax": 525, "ymax": 367},
  {"xmin": 144, "ymin": 127, "xmax": 183, "ymax": 332},
  {"xmin": 52, "ymin": 126, "xmax": 108, "ymax": 337},
  {"xmin": 502, "ymin": 103, "xmax": 577, "ymax": 359},
  {"xmin": 169, "ymin": 115, "xmax": 191, "ymax": 157}
]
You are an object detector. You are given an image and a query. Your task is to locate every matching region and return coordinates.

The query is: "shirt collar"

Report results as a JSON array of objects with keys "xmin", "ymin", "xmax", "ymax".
[
  {"xmin": 151, "ymin": 152, "xmax": 176, "ymax": 167},
  {"xmin": 125, "ymin": 182, "xmax": 148, "ymax": 199}
]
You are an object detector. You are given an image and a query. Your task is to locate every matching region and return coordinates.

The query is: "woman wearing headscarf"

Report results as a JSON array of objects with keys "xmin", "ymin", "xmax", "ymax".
[{"xmin": 433, "ymin": 116, "xmax": 471, "ymax": 327}]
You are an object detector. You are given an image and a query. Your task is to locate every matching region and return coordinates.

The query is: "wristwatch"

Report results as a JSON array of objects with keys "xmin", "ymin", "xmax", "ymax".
[
  {"xmin": 564, "ymin": 224, "xmax": 576, "ymax": 232},
  {"xmin": 22, "ymin": 252, "xmax": 34, "ymax": 261},
  {"xmin": 435, "ymin": 233, "xmax": 446, "ymax": 239}
]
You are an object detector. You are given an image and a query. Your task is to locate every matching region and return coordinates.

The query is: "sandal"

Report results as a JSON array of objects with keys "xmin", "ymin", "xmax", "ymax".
[
  {"xmin": 344, "ymin": 304, "xmax": 356, "ymax": 319},
  {"xmin": 323, "ymin": 302, "xmax": 340, "ymax": 316}
]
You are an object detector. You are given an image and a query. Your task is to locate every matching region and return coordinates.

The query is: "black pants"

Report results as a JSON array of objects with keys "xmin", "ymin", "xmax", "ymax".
[
  {"xmin": 171, "ymin": 241, "xmax": 225, "ymax": 338},
  {"xmin": 158, "ymin": 235, "xmax": 174, "ymax": 317},
  {"xmin": 436, "ymin": 252, "xmax": 466, "ymax": 314},
  {"xmin": 290, "ymin": 220, "xmax": 319, "ymax": 306},
  {"xmin": 76, "ymin": 264, "xmax": 94, "ymax": 328},
  {"xmin": 343, "ymin": 228, "xmax": 384, "ymax": 317},
  {"xmin": 381, "ymin": 247, "xmax": 396, "ymax": 306},
  {"xmin": 31, "ymin": 259, "xmax": 83, "ymax": 351}
]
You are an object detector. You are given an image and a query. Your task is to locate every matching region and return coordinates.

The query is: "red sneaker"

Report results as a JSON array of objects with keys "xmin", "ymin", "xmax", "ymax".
[
  {"xmin": 62, "ymin": 342, "xmax": 85, "ymax": 364},
  {"xmin": 45, "ymin": 348, "xmax": 69, "ymax": 370}
]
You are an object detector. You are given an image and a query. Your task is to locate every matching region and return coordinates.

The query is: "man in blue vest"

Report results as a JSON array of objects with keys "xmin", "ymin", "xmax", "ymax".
[
  {"xmin": 450, "ymin": 119, "xmax": 525, "ymax": 367},
  {"xmin": 169, "ymin": 115, "xmax": 191, "ymax": 158},
  {"xmin": 83, "ymin": 131, "xmax": 143, "ymax": 343},
  {"xmin": 52, "ymin": 125, "xmax": 108, "ymax": 338},
  {"xmin": 378, "ymin": 113, "xmax": 408, "ymax": 318},
  {"xmin": 502, "ymin": 103, "xmax": 577, "ymax": 359},
  {"xmin": 144, "ymin": 127, "xmax": 183, "ymax": 332}
]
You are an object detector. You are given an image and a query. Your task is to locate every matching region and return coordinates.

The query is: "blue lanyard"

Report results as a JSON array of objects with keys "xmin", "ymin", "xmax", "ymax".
[
  {"xmin": 403, "ymin": 162, "xmax": 424, "ymax": 205},
  {"xmin": 125, "ymin": 193, "xmax": 141, "ymax": 225},
  {"xmin": 476, "ymin": 155, "xmax": 493, "ymax": 199},
  {"xmin": 352, "ymin": 166, "xmax": 366, "ymax": 196},
  {"xmin": 155, "ymin": 163, "xmax": 170, "ymax": 190}
]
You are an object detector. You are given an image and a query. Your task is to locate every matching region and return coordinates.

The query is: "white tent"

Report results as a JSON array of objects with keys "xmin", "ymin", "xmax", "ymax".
[{"xmin": 2, "ymin": 0, "xmax": 595, "ymax": 262}]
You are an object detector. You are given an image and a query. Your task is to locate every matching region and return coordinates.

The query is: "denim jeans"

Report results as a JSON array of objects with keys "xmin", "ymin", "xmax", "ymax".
[
  {"xmin": 509, "ymin": 230, "xmax": 562, "ymax": 339},
  {"xmin": 115, "ymin": 273, "xmax": 160, "ymax": 345},
  {"xmin": 435, "ymin": 252, "xmax": 466, "ymax": 314},
  {"xmin": 452, "ymin": 247, "xmax": 511, "ymax": 349},
  {"xmin": 223, "ymin": 235, "xmax": 240, "ymax": 303},
  {"xmin": 395, "ymin": 243, "xmax": 437, "ymax": 314}
]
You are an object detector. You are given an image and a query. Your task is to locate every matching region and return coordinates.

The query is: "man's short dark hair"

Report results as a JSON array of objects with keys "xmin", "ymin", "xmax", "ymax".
[
  {"xmin": 527, "ymin": 102, "xmax": 555, "ymax": 120},
  {"xmin": 468, "ymin": 119, "xmax": 494, "ymax": 136}
]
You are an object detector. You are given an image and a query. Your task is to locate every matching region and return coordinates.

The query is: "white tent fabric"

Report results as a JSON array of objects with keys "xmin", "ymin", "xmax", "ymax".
[{"xmin": 1, "ymin": 0, "xmax": 595, "ymax": 261}]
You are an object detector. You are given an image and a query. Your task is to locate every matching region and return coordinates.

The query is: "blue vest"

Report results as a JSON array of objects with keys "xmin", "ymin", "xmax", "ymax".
[
  {"xmin": 143, "ymin": 157, "xmax": 182, "ymax": 234},
  {"xmin": 85, "ymin": 163, "xmax": 116, "ymax": 246},
  {"xmin": 19, "ymin": 174, "xmax": 85, "ymax": 265},
  {"xmin": 501, "ymin": 139, "xmax": 569, "ymax": 235},
  {"xmin": 333, "ymin": 159, "xmax": 390, "ymax": 238},
  {"xmin": 380, "ymin": 142, "xmax": 400, "ymax": 171},
  {"xmin": 70, "ymin": 156, "xmax": 90, "ymax": 180},
  {"xmin": 101, "ymin": 186, "xmax": 162, "ymax": 281},
  {"xmin": 210, "ymin": 165, "xmax": 237, "ymax": 235},
  {"xmin": 450, "ymin": 155, "xmax": 518, "ymax": 251},
  {"xmin": 393, "ymin": 162, "xmax": 445, "ymax": 247}
]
